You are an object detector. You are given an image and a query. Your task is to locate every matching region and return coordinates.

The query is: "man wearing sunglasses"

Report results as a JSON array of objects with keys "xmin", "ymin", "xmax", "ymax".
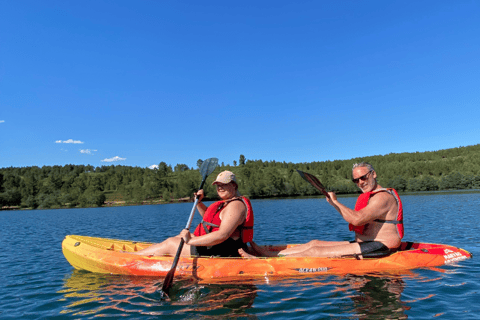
[{"xmin": 261, "ymin": 162, "xmax": 404, "ymax": 259}]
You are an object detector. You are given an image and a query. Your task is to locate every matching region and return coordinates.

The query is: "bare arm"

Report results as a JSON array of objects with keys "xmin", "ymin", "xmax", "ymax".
[
  {"xmin": 327, "ymin": 191, "xmax": 393, "ymax": 226},
  {"xmin": 186, "ymin": 201, "xmax": 246, "ymax": 247}
]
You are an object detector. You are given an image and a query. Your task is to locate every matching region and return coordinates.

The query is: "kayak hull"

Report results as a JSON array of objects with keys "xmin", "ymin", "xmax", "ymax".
[{"xmin": 62, "ymin": 235, "xmax": 472, "ymax": 281}]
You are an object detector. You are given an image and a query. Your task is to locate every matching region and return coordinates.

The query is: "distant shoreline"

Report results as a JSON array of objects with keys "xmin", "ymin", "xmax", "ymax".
[{"xmin": 2, "ymin": 189, "xmax": 480, "ymax": 211}]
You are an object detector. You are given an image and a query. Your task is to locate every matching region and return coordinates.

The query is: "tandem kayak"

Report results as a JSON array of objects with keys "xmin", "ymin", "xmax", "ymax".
[{"xmin": 62, "ymin": 235, "xmax": 472, "ymax": 281}]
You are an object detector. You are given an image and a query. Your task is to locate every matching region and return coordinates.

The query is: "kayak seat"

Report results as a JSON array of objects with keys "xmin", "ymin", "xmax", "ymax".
[{"xmin": 360, "ymin": 241, "xmax": 416, "ymax": 259}]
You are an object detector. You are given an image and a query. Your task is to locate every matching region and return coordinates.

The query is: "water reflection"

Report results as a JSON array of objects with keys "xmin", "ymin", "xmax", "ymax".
[
  {"xmin": 331, "ymin": 268, "xmax": 455, "ymax": 319},
  {"xmin": 345, "ymin": 274, "xmax": 408, "ymax": 319},
  {"xmin": 58, "ymin": 266, "xmax": 461, "ymax": 318},
  {"xmin": 60, "ymin": 270, "xmax": 258, "ymax": 318}
]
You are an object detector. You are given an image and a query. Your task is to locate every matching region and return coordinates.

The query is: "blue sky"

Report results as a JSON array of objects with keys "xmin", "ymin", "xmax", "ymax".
[{"xmin": 1, "ymin": 1, "xmax": 479, "ymax": 170}]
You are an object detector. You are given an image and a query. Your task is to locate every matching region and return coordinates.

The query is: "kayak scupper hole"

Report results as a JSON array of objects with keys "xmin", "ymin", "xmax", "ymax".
[
  {"xmin": 421, "ymin": 248, "xmax": 429, "ymax": 253},
  {"xmin": 74, "ymin": 242, "xmax": 81, "ymax": 247}
]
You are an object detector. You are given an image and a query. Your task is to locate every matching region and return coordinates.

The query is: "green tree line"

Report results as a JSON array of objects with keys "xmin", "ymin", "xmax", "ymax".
[{"xmin": 2, "ymin": 144, "xmax": 480, "ymax": 209}]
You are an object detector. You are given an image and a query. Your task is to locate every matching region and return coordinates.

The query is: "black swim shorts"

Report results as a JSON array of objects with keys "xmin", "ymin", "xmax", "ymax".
[
  {"xmin": 349, "ymin": 240, "xmax": 391, "ymax": 256},
  {"xmin": 190, "ymin": 237, "xmax": 247, "ymax": 257}
]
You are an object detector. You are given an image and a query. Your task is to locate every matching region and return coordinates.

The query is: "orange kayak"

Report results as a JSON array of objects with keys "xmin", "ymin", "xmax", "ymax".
[{"xmin": 62, "ymin": 235, "xmax": 472, "ymax": 281}]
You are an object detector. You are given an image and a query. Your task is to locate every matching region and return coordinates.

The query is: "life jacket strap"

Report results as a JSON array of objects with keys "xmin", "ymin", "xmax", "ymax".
[
  {"xmin": 374, "ymin": 219, "xmax": 402, "ymax": 224},
  {"xmin": 201, "ymin": 220, "xmax": 220, "ymax": 235},
  {"xmin": 200, "ymin": 200, "xmax": 226, "ymax": 235},
  {"xmin": 372, "ymin": 188, "xmax": 402, "ymax": 225}
]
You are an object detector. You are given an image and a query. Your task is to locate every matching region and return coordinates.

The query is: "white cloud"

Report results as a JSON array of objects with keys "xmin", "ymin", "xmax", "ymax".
[
  {"xmin": 101, "ymin": 156, "xmax": 126, "ymax": 162},
  {"xmin": 55, "ymin": 139, "xmax": 84, "ymax": 144},
  {"xmin": 0, "ymin": 120, "xmax": 4, "ymax": 123},
  {"xmin": 148, "ymin": 164, "xmax": 159, "ymax": 169},
  {"xmin": 80, "ymin": 149, "xmax": 97, "ymax": 155}
]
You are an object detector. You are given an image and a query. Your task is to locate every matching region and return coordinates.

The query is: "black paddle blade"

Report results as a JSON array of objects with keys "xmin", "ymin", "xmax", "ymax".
[
  {"xmin": 161, "ymin": 270, "xmax": 175, "ymax": 296},
  {"xmin": 296, "ymin": 169, "xmax": 330, "ymax": 199},
  {"xmin": 200, "ymin": 157, "xmax": 219, "ymax": 178},
  {"xmin": 161, "ymin": 238, "xmax": 185, "ymax": 294},
  {"xmin": 197, "ymin": 157, "xmax": 218, "ymax": 192}
]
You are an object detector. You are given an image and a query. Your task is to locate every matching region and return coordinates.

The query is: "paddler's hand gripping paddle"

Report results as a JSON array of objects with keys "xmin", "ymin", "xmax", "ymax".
[{"xmin": 161, "ymin": 157, "xmax": 218, "ymax": 295}]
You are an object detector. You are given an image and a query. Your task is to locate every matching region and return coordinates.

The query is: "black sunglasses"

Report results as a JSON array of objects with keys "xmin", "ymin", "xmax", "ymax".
[{"xmin": 352, "ymin": 171, "xmax": 372, "ymax": 184}]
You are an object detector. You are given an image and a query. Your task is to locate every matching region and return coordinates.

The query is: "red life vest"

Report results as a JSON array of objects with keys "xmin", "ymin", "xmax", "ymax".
[
  {"xmin": 193, "ymin": 196, "xmax": 254, "ymax": 243},
  {"xmin": 349, "ymin": 188, "xmax": 404, "ymax": 239}
]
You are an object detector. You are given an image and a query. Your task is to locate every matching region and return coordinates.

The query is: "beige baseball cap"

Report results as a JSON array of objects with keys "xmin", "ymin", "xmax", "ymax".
[{"xmin": 212, "ymin": 170, "xmax": 237, "ymax": 185}]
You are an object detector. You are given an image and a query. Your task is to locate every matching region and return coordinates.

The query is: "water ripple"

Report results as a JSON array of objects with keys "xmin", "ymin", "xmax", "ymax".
[{"xmin": 1, "ymin": 194, "xmax": 479, "ymax": 319}]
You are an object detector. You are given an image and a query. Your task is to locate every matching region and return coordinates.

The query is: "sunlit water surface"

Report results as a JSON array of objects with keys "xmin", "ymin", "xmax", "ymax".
[{"xmin": 1, "ymin": 193, "xmax": 479, "ymax": 319}]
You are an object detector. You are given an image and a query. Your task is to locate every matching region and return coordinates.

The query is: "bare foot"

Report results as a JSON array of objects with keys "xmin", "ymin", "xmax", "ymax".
[{"xmin": 238, "ymin": 248, "xmax": 259, "ymax": 259}]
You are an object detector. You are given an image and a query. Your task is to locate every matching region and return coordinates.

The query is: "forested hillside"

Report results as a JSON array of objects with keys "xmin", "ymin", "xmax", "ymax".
[{"xmin": 2, "ymin": 144, "xmax": 480, "ymax": 209}]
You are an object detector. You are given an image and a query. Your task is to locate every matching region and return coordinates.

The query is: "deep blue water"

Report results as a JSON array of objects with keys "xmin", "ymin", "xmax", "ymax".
[{"xmin": 1, "ymin": 193, "xmax": 479, "ymax": 319}]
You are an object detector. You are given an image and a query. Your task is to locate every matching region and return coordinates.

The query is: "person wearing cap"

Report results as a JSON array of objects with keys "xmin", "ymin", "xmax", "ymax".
[{"xmin": 130, "ymin": 170, "xmax": 254, "ymax": 257}]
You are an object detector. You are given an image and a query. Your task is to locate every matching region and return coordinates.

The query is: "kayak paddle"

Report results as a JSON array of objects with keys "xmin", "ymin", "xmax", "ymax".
[
  {"xmin": 296, "ymin": 169, "xmax": 330, "ymax": 199},
  {"xmin": 161, "ymin": 157, "xmax": 218, "ymax": 295}
]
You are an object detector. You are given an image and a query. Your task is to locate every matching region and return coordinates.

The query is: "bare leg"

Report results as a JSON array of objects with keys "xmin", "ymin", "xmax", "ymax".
[
  {"xmin": 250, "ymin": 241, "xmax": 279, "ymax": 257},
  {"xmin": 238, "ymin": 240, "xmax": 353, "ymax": 258},
  {"xmin": 238, "ymin": 241, "xmax": 278, "ymax": 258},
  {"xmin": 279, "ymin": 240, "xmax": 349, "ymax": 255},
  {"xmin": 129, "ymin": 235, "xmax": 191, "ymax": 257},
  {"xmin": 279, "ymin": 242, "xmax": 361, "ymax": 258}
]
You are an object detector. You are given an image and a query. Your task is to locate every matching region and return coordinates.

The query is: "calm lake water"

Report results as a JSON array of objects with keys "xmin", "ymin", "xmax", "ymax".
[{"xmin": 1, "ymin": 193, "xmax": 479, "ymax": 319}]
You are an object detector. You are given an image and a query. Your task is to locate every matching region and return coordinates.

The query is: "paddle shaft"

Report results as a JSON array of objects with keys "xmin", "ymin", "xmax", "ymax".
[
  {"xmin": 184, "ymin": 180, "xmax": 206, "ymax": 230},
  {"xmin": 162, "ymin": 167, "xmax": 212, "ymax": 294},
  {"xmin": 166, "ymin": 190, "xmax": 203, "ymax": 276}
]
